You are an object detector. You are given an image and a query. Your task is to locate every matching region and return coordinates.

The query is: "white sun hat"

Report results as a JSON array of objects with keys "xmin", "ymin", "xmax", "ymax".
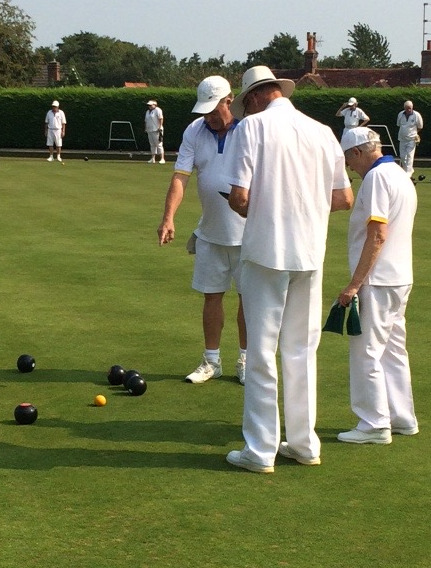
[{"xmin": 230, "ymin": 65, "xmax": 295, "ymax": 119}]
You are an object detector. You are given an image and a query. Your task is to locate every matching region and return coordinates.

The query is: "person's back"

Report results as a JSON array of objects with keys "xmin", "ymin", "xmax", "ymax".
[{"xmin": 238, "ymin": 98, "xmax": 346, "ymax": 271}]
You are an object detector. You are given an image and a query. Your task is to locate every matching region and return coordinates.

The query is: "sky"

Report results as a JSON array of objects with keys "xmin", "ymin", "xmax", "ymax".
[{"xmin": 15, "ymin": 0, "xmax": 429, "ymax": 66}]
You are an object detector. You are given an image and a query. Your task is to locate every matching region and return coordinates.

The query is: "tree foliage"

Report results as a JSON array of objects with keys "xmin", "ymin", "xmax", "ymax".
[
  {"xmin": 246, "ymin": 33, "xmax": 303, "ymax": 69},
  {"xmin": 0, "ymin": 0, "xmax": 39, "ymax": 86},
  {"xmin": 347, "ymin": 23, "xmax": 391, "ymax": 68}
]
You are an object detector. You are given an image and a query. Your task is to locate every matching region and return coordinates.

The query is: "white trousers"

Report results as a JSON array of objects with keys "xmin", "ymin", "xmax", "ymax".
[
  {"xmin": 349, "ymin": 285, "xmax": 417, "ymax": 432},
  {"xmin": 147, "ymin": 131, "xmax": 163, "ymax": 155},
  {"xmin": 399, "ymin": 140, "xmax": 416, "ymax": 177},
  {"xmin": 240, "ymin": 261, "xmax": 322, "ymax": 466}
]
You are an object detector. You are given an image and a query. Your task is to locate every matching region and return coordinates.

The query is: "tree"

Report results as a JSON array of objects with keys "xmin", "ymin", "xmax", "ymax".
[
  {"xmin": 319, "ymin": 48, "xmax": 368, "ymax": 69},
  {"xmin": 0, "ymin": 0, "xmax": 39, "ymax": 86},
  {"xmin": 347, "ymin": 23, "xmax": 391, "ymax": 68},
  {"xmin": 246, "ymin": 33, "xmax": 303, "ymax": 69}
]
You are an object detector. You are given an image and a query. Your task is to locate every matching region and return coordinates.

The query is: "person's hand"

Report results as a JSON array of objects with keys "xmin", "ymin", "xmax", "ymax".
[
  {"xmin": 157, "ymin": 222, "xmax": 175, "ymax": 246},
  {"xmin": 338, "ymin": 284, "xmax": 359, "ymax": 307}
]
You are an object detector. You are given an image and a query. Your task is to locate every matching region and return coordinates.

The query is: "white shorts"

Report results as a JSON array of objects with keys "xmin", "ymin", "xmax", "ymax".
[
  {"xmin": 47, "ymin": 129, "xmax": 62, "ymax": 148},
  {"xmin": 192, "ymin": 238, "xmax": 242, "ymax": 294}
]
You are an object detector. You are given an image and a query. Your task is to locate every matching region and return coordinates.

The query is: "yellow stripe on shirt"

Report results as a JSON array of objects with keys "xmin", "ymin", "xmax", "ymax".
[{"xmin": 367, "ymin": 215, "xmax": 388, "ymax": 224}]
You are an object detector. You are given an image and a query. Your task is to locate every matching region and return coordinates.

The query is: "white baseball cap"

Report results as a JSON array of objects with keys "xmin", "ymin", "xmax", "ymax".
[
  {"xmin": 147, "ymin": 100, "xmax": 157, "ymax": 106},
  {"xmin": 340, "ymin": 127, "xmax": 380, "ymax": 152},
  {"xmin": 347, "ymin": 97, "xmax": 357, "ymax": 106},
  {"xmin": 51, "ymin": 100, "xmax": 60, "ymax": 107},
  {"xmin": 192, "ymin": 76, "xmax": 232, "ymax": 114}
]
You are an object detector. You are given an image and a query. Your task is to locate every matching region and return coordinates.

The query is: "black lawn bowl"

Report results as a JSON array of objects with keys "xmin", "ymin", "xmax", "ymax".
[
  {"xmin": 14, "ymin": 403, "xmax": 38, "ymax": 425},
  {"xmin": 17, "ymin": 354, "xmax": 36, "ymax": 373},
  {"xmin": 418, "ymin": 175, "xmax": 426, "ymax": 181},
  {"xmin": 127, "ymin": 375, "xmax": 147, "ymax": 396},
  {"xmin": 122, "ymin": 369, "xmax": 141, "ymax": 388},
  {"xmin": 107, "ymin": 365, "xmax": 125, "ymax": 385}
]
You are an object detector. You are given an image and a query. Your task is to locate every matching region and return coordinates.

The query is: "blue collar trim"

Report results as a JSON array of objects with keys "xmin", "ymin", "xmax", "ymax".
[
  {"xmin": 205, "ymin": 119, "xmax": 239, "ymax": 153},
  {"xmin": 369, "ymin": 155, "xmax": 395, "ymax": 171}
]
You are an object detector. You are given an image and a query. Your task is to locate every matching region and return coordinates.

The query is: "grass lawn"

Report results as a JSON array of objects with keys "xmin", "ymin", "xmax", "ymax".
[{"xmin": 0, "ymin": 157, "xmax": 429, "ymax": 568}]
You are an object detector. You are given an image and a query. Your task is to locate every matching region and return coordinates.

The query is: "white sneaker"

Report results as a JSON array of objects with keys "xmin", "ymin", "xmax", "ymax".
[
  {"xmin": 392, "ymin": 426, "xmax": 419, "ymax": 435},
  {"xmin": 185, "ymin": 355, "xmax": 222, "ymax": 383},
  {"xmin": 226, "ymin": 450, "xmax": 274, "ymax": 473},
  {"xmin": 278, "ymin": 442, "xmax": 321, "ymax": 465},
  {"xmin": 147, "ymin": 158, "xmax": 155, "ymax": 163},
  {"xmin": 47, "ymin": 156, "xmax": 54, "ymax": 162},
  {"xmin": 57, "ymin": 156, "xmax": 62, "ymax": 162},
  {"xmin": 235, "ymin": 354, "xmax": 246, "ymax": 385},
  {"xmin": 159, "ymin": 159, "xmax": 166, "ymax": 164},
  {"xmin": 337, "ymin": 428, "xmax": 392, "ymax": 445}
]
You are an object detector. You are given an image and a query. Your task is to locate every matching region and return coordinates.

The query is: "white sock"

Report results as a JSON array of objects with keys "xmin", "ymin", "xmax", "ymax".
[
  {"xmin": 239, "ymin": 348, "xmax": 247, "ymax": 358},
  {"xmin": 205, "ymin": 349, "xmax": 220, "ymax": 363}
]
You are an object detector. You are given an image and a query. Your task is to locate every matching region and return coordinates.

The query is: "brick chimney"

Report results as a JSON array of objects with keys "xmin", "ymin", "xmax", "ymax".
[
  {"xmin": 47, "ymin": 60, "xmax": 60, "ymax": 84},
  {"xmin": 304, "ymin": 32, "xmax": 318, "ymax": 75}
]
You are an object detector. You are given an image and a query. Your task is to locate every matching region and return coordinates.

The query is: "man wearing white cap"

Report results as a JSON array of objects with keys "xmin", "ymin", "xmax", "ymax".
[
  {"xmin": 224, "ymin": 66, "xmax": 353, "ymax": 473},
  {"xmin": 157, "ymin": 76, "xmax": 247, "ymax": 385},
  {"xmin": 336, "ymin": 97, "xmax": 370, "ymax": 137},
  {"xmin": 396, "ymin": 100, "xmax": 423, "ymax": 178},
  {"xmin": 337, "ymin": 127, "xmax": 418, "ymax": 445},
  {"xmin": 145, "ymin": 100, "xmax": 165, "ymax": 164},
  {"xmin": 44, "ymin": 100, "xmax": 66, "ymax": 162}
]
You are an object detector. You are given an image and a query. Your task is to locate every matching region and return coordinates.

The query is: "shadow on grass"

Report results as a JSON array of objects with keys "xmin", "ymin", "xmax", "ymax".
[
  {"xmin": 1, "ymin": 417, "xmax": 242, "ymax": 446},
  {"xmin": 0, "ymin": 369, "xmax": 184, "ymax": 384},
  {"xmin": 0, "ymin": 441, "xmax": 231, "ymax": 471}
]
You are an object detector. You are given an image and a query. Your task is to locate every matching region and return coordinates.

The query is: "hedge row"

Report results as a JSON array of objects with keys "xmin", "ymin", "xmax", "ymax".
[{"xmin": 0, "ymin": 86, "xmax": 429, "ymax": 155}]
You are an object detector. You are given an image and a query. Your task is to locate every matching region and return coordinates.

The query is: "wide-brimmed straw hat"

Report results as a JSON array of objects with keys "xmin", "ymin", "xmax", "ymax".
[{"xmin": 230, "ymin": 65, "xmax": 295, "ymax": 119}]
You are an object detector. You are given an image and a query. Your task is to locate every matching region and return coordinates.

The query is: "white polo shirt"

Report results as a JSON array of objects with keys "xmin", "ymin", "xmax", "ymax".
[
  {"xmin": 145, "ymin": 107, "xmax": 163, "ymax": 132},
  {"xmin": 348, "ymin": 156, "xmax": 417, "ymax": 285},
  {"xmin": 175, "ymin": 116, "xmax": 245, "ymax": 246},
  {"xmin": 397, "ymin": 110, "xmax": 423, "ymax": 141},
  {"xmin": 224, "ymin": 98, "xmax": 350, "ymax": 271},
  {"xmin": 341, "ymin": 107, "xmax": 369, "ymax": 129},
  {"xmin": 45, "ymin": 109, "xmax": 66, "ymax": 129}
]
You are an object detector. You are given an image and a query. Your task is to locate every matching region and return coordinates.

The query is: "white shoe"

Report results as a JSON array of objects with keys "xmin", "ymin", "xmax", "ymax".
[
  {"xmin": 226, "ymin": 450, "xmax": 274, "ymax": 473},
  {"xmin": 337, "ymin": 428, "xmax": 392, "ymax": 445},
  {"xmin": 235, "ymin": 354, "xmax": 246, "ymax": 385},
  {"xmin": 185, "ymin": 355, "xmax": 222, "ymax": 384},
  {"xmin": 391, "ymin": 426, "xmax": 419, "ymax": 435},
  {"xmin": 57, "ymin": 156, "xmax": 62, "ymax": 162},
  {"xmin": 159, "ymin": 159, "xmax": 166, "ymax": 164},
  {"xmin": 147, "ymin": 158, "xmax": 155, "ymax": 163},
  {"xmin": 278, "ymin": 442, "xmax": 321, "ymax": 465},
  {"xmin": 47, "ymin": 156, "xmax": 54, "ymax": 162}
]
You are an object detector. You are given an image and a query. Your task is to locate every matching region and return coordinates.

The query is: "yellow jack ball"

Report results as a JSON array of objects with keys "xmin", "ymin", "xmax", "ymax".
[{"xmin": 94, "ymin": 394, "xmax": 107, "ymax": 406}]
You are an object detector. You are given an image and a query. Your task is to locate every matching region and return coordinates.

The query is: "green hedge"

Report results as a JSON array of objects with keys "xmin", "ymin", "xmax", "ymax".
[
  {"xmin": 0, "ymin": 87, "xmax": 197, "ymax": 152},
  {"xmin": 0, "ymin": 86, "xmax": 429, "ymax": 155}
]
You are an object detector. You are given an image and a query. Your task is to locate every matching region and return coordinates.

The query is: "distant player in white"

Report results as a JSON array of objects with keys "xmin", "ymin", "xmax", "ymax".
[
  {"xmin": 45, "ymin": 100, "xmax": 66, "ymax": 162},
  {"xmin": 338, "ymin": 127, "xmax": 418, "ymax": 445},
  {"xmin": 145, "ymin": 100, "xmax": 165, "ymax": 164},
  {"xmin": 397, "ymin": 100, "xmax": 423, "ymax": 178},
  {"xmin": 336, "ymin": 97, "xmax": 370, "ymax": 137}
]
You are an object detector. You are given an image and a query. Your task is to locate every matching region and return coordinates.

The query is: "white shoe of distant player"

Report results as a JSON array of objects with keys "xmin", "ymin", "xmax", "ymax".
[
  {"xmin": 159, "ymin": 159, "xmax": 166, "ymax": 164},
  {"xmin": 47, "ymin": 156, "xmax": 54, "ymax": 162},
  {"xmin": 185, "ymin": 355, "xmax": 222, "ymax": 384},
  {"xmin": 235, "ymin": 354, "xmax": 246, "ymax": 385},
  {"xmin": 57, "ymin": 156, "xmax": 62, "ymax": 162},
  {"xmin": 147, "ymin": 158, "xmax": 155, "ymax": 163}
]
